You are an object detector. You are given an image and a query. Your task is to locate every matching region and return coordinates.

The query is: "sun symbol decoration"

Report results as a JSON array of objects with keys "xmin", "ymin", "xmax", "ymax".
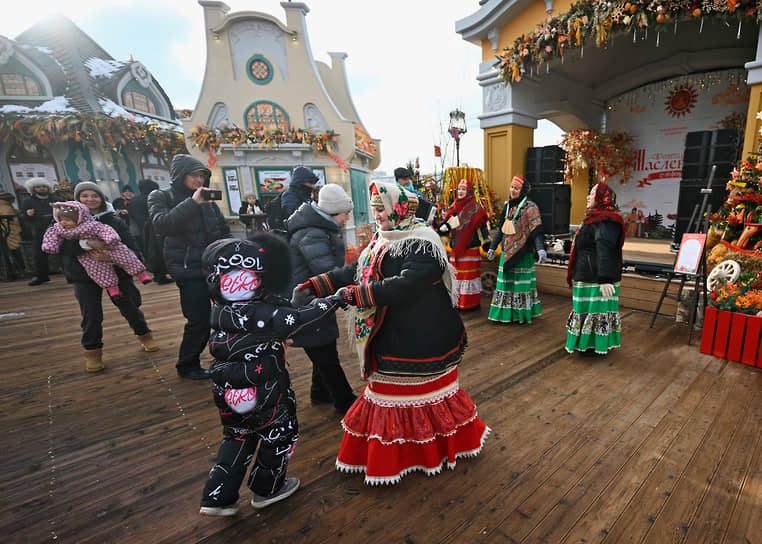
[{"xmin": 664, "ymin": 84, "xmax": 698, "ymax": 118}]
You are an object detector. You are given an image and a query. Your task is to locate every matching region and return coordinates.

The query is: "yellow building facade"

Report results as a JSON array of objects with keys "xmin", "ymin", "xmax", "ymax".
[{"xmin": 184, "ymin": 1, "xmax": 380, "ymax": 241}]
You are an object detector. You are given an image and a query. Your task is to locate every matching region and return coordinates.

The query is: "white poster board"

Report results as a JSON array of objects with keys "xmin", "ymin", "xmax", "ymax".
[
  {"xmin": 223, "ymin": 167, "xmax": 243, "ymax": 215},
  {"xmin": 10, "ymin": 162, "xmax": 58, "ymax": 186},
  {"xmin": 674, "ymin": 233, "xmax": 706, "ymax": 275}
]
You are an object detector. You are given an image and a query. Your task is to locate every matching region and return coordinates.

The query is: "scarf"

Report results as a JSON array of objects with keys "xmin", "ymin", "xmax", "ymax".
[
  {"xmin": 119, "ymin": 191, "xmax": 133, "ymax": 205},
  {"xmin": 352, "ymin": 181, "xmax": 454, "ymax": 378},
  {"xmin": 566, "ymin": 182, "xmax": 626, "ymax": 287},
  {"xmin": 444, "ymin": 180, "xmax": 488, "ymax": 259},
  {"xmin": 501, "ymin": 197, "xmax": 542, "ymax": 265}
]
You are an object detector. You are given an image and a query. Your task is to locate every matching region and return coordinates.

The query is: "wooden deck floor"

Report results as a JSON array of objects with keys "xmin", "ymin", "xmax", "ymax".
[{"xmin": 2, "ymin": 277, "xmax": 762, "ymax": 544}]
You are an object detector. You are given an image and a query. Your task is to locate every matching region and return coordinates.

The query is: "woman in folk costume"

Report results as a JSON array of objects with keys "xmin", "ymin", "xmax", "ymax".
[
  {"xmin": 292, "ymin": 181, "xmax": 489, "ymax": 485},
  {"xmin": 439, "ymin": 179, "xmax": 490, "ymax": 310},
  {"xmin": 565, "ymin": 183, "xmax": 625, "ymax": 355},
  {"xmin": 486, "ymin": 176, "xmax": 547, "ymax": 323}
]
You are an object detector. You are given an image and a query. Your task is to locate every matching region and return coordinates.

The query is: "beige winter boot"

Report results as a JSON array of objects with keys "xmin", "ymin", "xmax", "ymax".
[
  {"xmin": 84, "ymin": 348, "xmax": 104, "ymax": 373},
  {"xmin": 137, "ymin": 332, "xmax": 159, "ymax": 352}
]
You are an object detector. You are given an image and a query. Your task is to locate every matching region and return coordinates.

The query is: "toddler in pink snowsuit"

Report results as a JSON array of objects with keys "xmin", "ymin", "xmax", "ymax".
[{"xmin": 42, "ymin": 201, "xmax": 152, "ymax": 298}]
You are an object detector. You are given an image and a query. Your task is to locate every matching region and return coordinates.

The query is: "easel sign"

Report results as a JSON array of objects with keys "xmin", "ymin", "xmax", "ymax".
[{"xmin": 674, "ymin": 233, "xmax": 706, "ymax": 275}]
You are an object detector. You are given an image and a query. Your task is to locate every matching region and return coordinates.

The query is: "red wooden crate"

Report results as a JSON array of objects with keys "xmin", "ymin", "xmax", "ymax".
[
  {"xmin": 741, "ymin": 314, "xmax": 762, "ymax": 366},
  {"xmin": 712, "ymin": 309, "xmax": 732, "ymax": 359},
  {"xmin": 700, "ymin": 308, "xmax": 762, "ymax": 366},
  {"xmin": 727, "ymin": 312, "xmax": 747, "ymax": 362},
  {"xmin": 700, "ymin": 307, "xmax": 718, "ymax": 355}
]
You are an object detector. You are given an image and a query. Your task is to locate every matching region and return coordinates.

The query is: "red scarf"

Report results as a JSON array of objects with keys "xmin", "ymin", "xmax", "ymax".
[
  {"xmin": 566, "ymin": 183, "xmax": 625, "ymax": 287},
  {"xmin": 443, "ymin": 181, "xmax": 488, "ymax": 259}
]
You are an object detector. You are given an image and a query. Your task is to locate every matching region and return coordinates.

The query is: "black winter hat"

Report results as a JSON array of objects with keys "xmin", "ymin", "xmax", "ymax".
[
  {"xmin": 202, "ymin": 233, "xmax": 292, "ymax": 303},
  {"xmin": 169, "ymin": 154, "xmax": 211, "ymax": 190},
  {"xmin": 394, "ymin": 167, "xmax": 413, "ymax": 180},
  {"xmin": 138, "ymin": 179, "xmax": 159, "ymax": 195}
]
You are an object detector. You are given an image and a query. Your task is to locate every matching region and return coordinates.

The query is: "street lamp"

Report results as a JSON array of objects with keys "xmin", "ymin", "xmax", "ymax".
[{"xmin": 448, "ymin": 109, "xmax": 467, "ymax": 166}]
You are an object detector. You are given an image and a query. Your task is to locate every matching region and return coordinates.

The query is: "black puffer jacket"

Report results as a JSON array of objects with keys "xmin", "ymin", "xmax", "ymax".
[
  {"xmin": 21, "ymin": 194, "xmax": 61, "ymax": 234},
  {"xmin": 147, "ymin": 155, "xmax": 230, "ymax": 281},
  {"xmin": 323, "ymin": 246, "xmax": 467, "ymax": 378},
  {"xmin": 287, "ymin": 202, "xmax": 345, "ymax": 290},
  {"xmin": 58, "ymin": 206, "xmax": 139, "ymax": 284},
  {"xmin": 286, "ymin": 202, "xmax": 345, "ymax": 346},
  {"xmin": 208, "ymin": 294, "xmax": 342, "ymax": 428},
  {"xmin": 570, "ymin": 220, "xmax": 623, "ymax": 284}
]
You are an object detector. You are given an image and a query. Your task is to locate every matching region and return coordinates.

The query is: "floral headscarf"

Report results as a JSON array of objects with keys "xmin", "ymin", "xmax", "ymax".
[
  {"xmin": 369, "ymin": 181, "xmax": 421, "ymax": 231},
  {"xmin": 588, "ymin": 182, "xmax": 620, "ymax": 215}
]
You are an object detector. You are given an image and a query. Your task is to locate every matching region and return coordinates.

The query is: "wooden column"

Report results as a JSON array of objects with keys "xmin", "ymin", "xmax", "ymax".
[
  {"xmin": 483, "ymin": 123, "xmax": 533, "ymax": 203},
  {"xmin": 569, "ymin": 167, "xmax": 590, "ymax": 225},
  {"xmin": 742, "ymin": 83, "xmax": 762, "ymax": 158}
]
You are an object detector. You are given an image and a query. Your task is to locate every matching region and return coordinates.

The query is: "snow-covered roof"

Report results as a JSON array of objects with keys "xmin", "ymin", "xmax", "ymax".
[
  {"xmin": 0, "ymin": 96, "xmax": 76, "ymax": 113},
  {"xmin": 85, "ymin": 57, "xmax": 125, "ymax": 78}
]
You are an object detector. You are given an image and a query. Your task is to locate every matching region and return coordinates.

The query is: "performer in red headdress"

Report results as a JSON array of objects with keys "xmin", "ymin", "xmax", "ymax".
[{"xmin": 439, "ymin": 179, "xmax": 490, "ymax": 310}]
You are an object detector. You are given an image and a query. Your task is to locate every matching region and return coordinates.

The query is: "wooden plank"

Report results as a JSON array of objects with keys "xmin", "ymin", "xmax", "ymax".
[
  {"xmin": 641, "ymin": 365, "xmax": 761, "ymax": 544},
  {"xmin": 499, "ymin": 354, "xmax": 727, "ymax": 543},
  {"xmin": 1, "ymin": 278, "xmax": 761, "ymax": 544},
  {"xmin": 683, "ymin": 375, "xmax": 762, "ymax": 544}
]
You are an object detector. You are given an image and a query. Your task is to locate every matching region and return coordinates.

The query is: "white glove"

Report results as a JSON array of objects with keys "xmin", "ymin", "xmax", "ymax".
[
  {"xmin": 439, "ymin": 224, "xmax": 449, "ymax": 233},
  {"xmin": 537, "ymin": 249, "xmax": 547, "ymax": 264},
  {"xmin": 599, "ymin": 283, "xmax": 615, "ymax": 297},
  {"xmin": 487, "ymin": 249, "xmax": 495, "ymax": 261}
]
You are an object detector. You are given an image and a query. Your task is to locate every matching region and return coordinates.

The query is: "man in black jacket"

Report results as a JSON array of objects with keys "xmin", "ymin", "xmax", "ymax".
[
  {"xmin": 286, "ymin": 183, "xmax": 356, "ymax": 414},
  {"xmin": 148, "ymin": 155, "xmax": 231, "ymax": 379},
  {"xmin": 21, "ymin": 177, "xmax": 61, "ymax": 285},
  {"xmin": 268, "ymin": 166, "xmax": 317, "ymax": 232}
]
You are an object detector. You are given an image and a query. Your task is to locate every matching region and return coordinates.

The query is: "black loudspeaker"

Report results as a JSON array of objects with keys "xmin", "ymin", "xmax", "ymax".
[
  {"xmin": 680, "ymin": 129, "xmax": 739, "ymax": 185},
  {"xmin": 673, "ymin": 180, "xmax": 727, "ymax": 243},
  {"xmin": 525, "ymin": 145, "xmax": 566, "ymax": 185},
  {"xmin": 531, "ymin": 183, "xmax": 571, "ymax": 235},
  {"xmin": 673, "ymin": 128, "xmax": 740, "ymax": 243}
]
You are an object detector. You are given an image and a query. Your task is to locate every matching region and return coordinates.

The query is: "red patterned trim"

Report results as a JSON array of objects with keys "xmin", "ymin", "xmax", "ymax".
[
  {"xmin": 355, "ymin": 284, "xmax": 376, "ymax": 308},
  {"xmin": 381, "ymin": 329, "xmax": 467, "ymax": 362},
  {"xmin": 310, "ymin": 273, "xmax": 334, "ymax": 297},
  {"xmin": 369, "ymin": 366, "xmax": 459, "ymax": 398}
]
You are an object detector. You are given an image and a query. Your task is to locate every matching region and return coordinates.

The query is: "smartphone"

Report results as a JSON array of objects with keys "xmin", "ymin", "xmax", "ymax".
[{"xmin": 205, "ymin": 189, "xmax": 223, "ymax": 200}]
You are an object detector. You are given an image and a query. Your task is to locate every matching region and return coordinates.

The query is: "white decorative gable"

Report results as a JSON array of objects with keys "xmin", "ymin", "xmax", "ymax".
[{"xmin": 229, "ymin": 20, "xmax": 288, "ymax": 81}]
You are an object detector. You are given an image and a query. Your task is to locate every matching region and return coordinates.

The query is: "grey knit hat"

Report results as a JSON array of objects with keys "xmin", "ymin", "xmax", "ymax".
[
  {"xmin": 317, "ymin": 183, "xmax": 353, "ymax": 215},
  {"xmin": 73, "ymin": 181, "xmax": 107, "ymax": 202}
]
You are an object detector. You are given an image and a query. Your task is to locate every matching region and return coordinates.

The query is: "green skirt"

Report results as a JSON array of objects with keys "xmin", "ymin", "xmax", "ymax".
[
  {"xmin": 488, "ymin": 252, "xmax": 541, "ymax": 324},
  {"xmin": 565, "ymin": 282, "xmax": 621, "ymax": 354}
]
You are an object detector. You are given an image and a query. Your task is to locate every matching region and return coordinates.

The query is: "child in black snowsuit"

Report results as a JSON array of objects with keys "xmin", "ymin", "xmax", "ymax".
[{"xmin": 199, "ymin": 233, "xmax": 345, "ymax": 516}]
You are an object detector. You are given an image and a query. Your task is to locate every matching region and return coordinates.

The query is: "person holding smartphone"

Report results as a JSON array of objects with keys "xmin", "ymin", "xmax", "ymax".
[{"xmin": 148, "ymin": 154, "xmax": 231, "ymax": 379}]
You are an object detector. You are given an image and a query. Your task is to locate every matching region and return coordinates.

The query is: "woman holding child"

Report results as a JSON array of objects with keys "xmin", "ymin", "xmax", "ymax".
[{"xmin": 59, "ymin": 182, "xmax": 158, "ymax": 373}]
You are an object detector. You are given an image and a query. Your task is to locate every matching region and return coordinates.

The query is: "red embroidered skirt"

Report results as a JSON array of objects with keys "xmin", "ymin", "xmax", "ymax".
[
  {"xmin": 449, "ymin": 247, "xmax": 483, "ymax": 310},
  {"xmin": 336, "ymin": 366, "xmax": 490, "ymax": 485}
]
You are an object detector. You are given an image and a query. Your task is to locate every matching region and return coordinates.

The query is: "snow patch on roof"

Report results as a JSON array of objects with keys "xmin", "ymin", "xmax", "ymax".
[
  {"xmin": 98, "ymin": 98, "xmax": 182, "ymax": 131},
  {"xmin": 85, "ymin": 57, "xmax": 124, "ymax": 78},
  {"xmin": 0, "ymin": 96, "xmax": 76, "ymax": 113}
]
